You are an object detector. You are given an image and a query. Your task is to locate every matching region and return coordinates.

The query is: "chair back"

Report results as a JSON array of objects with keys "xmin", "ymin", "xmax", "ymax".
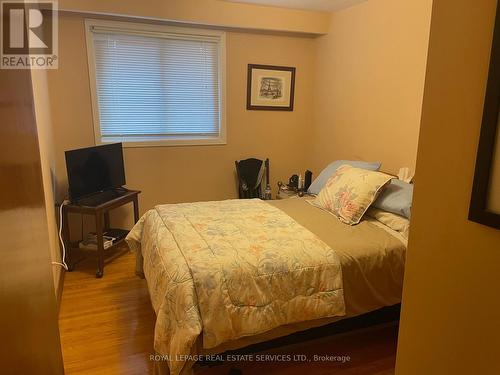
[{"xmin": 235, "ymin": 158, "xmax": 269, "ymax": 199}]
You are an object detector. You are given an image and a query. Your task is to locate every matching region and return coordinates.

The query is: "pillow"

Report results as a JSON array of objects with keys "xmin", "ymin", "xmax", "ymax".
[
  {"xmin": 311, "ymin": 165, "xmax": 393, "ymax": 225},
  {"xmin": 366, "ymin": 207, "xmax": 410, "ymax": 239},
  {"xmin": 307, "ymin": 160, "xmax": 382, "ymax": 195},
  {"xmin": 373, "ymin": 179, "xmax": 413, "ymax": 219}
]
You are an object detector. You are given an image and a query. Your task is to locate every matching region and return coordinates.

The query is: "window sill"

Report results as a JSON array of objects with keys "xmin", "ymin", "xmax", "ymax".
[{"xmin": 98, "ymin": 135, "xmax": 227, "ymax": 148}]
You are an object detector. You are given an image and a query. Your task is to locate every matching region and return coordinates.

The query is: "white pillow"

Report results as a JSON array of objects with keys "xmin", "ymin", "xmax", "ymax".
[{"xmin": 366, "ymin": 207, "xmax": 410, "ymax": 239}]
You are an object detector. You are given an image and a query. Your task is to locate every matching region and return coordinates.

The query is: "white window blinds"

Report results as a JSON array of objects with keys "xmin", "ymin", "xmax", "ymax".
[{"xmin": 86, "ymin": 21, "xmax": 225, "ymax": 146}]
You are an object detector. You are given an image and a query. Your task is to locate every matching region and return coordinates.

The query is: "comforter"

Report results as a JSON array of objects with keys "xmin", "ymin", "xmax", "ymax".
[{"xmin": 126, "ymin": 199, "xmax": 345, "ymax": 375}]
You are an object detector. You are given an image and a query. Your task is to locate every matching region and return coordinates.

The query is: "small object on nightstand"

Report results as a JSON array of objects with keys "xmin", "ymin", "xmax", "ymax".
[
  {"xmin": 276, "ymin": 183, "xmax": 299, "ymax": 200},
  {"xmin": 304, "ymin": 170, "xmax": 313, "ymax": 190},
  {"xmin": 264, "ymin": 184, "xmax": 272, "ymax": 200},
  {"xmin": 264, "ymin": 159, "xmax": 272, "ymax": 200},
  {"xmin": 298, "ymin": 190, "xmax": 304, "ymax": 197},
  {"xmin": 288, "ymin": 174, "xmax": 299, "ymax": 190},
  {"xmin": 277, "ymin": 181, "xmax": 284, "ymax": 199}
]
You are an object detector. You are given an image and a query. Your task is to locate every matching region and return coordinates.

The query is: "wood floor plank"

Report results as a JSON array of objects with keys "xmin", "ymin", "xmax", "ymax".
[{"xmin": 59, "ymin": 245, "xmax": 397, "ymax": 374}]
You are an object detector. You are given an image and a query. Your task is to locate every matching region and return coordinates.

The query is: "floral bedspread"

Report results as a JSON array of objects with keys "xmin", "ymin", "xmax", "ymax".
[{"xmin": 126, "ymin": 199, "xmax": 345, "ymax": 375}]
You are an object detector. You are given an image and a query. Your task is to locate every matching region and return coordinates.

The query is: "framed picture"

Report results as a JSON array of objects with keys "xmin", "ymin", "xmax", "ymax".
[
  {"xmin": 469, "ymin": 2, "xmax": 500, "ymax": 229},
  {"xmin": 247, "ymin": 64, "xmax": 296, "ymax": 111}
]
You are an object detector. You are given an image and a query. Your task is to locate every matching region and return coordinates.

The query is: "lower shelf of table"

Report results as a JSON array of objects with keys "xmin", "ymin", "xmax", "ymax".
[{"xmin": 69, "ymin": 228, "xmax": 129, "ymax": 252}]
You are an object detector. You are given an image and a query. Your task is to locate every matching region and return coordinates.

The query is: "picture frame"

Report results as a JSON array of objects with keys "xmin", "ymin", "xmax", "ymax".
[
  {"xmin": 247, "ymin": 64, "xmax": 296, "ymax": 111},
  {"xmin": 469, "ymin": 2, "xmax": 500, "ymax": 229}
]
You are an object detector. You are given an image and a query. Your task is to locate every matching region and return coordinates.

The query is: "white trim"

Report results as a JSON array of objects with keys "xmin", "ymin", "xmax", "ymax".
[
  {"xmin": 99, "ymin": 136, "xmax": 227, "ymax": 148},
  {"xmin": 84, "ymin": 18, "xmax": 227, "ymax": 148}
]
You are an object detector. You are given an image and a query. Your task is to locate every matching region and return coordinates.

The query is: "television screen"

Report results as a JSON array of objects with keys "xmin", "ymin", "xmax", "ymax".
[{"xmin": 65, "ymin": 143, "xmax": 126, "ymax": 201}]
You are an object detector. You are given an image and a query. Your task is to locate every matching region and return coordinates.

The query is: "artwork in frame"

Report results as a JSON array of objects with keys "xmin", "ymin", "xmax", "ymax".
[
  {"xmin": 247, "ymin": 64, "xmax": 296, "ymax": 111},
  {"xmin": 469, "ymin": 2, "xmax": 500, "ymax": 229}
]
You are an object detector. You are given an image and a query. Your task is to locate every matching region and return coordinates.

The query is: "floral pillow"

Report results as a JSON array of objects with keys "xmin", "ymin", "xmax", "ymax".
[{"xmin": 311, "ymin": 165, "xmax": 393, "ymax": 225}]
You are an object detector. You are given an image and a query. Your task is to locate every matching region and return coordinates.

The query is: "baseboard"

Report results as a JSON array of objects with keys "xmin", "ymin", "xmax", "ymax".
[{"xmin": 56, "ymin": 268, "xmax": 65, "ymax": 314}]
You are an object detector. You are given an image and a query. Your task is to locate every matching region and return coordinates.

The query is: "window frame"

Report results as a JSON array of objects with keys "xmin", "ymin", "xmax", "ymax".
[{"xmin": 84, "ymin": 19, "xmax": 227, "ymax": 148}]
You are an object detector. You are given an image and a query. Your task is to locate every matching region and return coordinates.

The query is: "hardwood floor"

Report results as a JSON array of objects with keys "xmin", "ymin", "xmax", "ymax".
[
  {"xmin": 59, "ymin": 246, "xmax": 155, "ymax": 375},
  {"xmin": 59, "ymin": 245, "xmax": 398, "ymax": 375}
]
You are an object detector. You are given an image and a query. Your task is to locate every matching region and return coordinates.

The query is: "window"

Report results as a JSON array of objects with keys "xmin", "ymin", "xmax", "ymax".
[{"xmin": 85, "ymin": 19, "xmax": 226, "ymax": 147}]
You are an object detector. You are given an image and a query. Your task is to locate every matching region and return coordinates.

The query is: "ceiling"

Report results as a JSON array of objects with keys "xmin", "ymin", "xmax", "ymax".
[{"xmin": 223, "ymin": 0, "xmax": 367, "ymax": 12}]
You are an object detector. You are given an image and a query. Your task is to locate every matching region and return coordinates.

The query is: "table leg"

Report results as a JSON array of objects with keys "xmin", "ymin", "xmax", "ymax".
[
  {"xmin": 95, "ymin": 212, "xmax": 104, "ymax": 278},
  {"xmin": 133, "ymin": 196, "xmax": 139, "ymax": 223},
  {"xmin": 104, "ymin": 212, "xmax": 110, "ymax": 232}
]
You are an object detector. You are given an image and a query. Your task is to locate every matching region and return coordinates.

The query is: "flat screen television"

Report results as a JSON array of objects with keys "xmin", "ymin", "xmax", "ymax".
[{"xmin": 65, "ymin": 143, "xmax": 126, "ymax": 201}]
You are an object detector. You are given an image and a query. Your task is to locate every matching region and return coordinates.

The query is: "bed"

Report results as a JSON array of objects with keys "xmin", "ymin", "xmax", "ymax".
[{"xmin": 126, "ymin": 197, "xmax": 407, "ymax": 375}]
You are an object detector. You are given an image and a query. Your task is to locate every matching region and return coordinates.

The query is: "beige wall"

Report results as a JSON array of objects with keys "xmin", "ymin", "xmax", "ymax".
[
  {"xmin": 48, "ymin": 13, "xmax": 316, "ymax": 231},
  {"xmin": 31, "ymin": 69, "xmax": 62, "ymax": 294},
  {"xmin": 57, "ymin": 0, "xmax": 330, "ymax": 35},
  {"xmin": 396, "ymin": 0, "xmax": 500, "ymax": 374},
  {"xmin": 310, "ymin": 0, "xmax": 432, "ymax": 174},
  {"xmin": 47, "ymin": 1, "xmax": 433, "ymax": 232}
]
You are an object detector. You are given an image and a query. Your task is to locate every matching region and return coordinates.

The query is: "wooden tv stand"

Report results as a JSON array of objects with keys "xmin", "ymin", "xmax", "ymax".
[{"xmin": 61, "ymin": 189, "xmax": 140, "ymax": 278}]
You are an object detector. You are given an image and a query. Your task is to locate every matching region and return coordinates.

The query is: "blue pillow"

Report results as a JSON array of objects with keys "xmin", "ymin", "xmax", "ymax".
[
  {"xmin": 307, "ymin": 160, "xmax": 382, "ymax": 195},
  {"xmin": 373, "ymin": 179, "xmax": 413, "ymax": 219}
]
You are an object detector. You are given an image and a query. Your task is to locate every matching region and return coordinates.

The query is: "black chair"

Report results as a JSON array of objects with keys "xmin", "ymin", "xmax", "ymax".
[{"xmin": 235, "ymin": 158, "xmax": 269, "ymax": 199}]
